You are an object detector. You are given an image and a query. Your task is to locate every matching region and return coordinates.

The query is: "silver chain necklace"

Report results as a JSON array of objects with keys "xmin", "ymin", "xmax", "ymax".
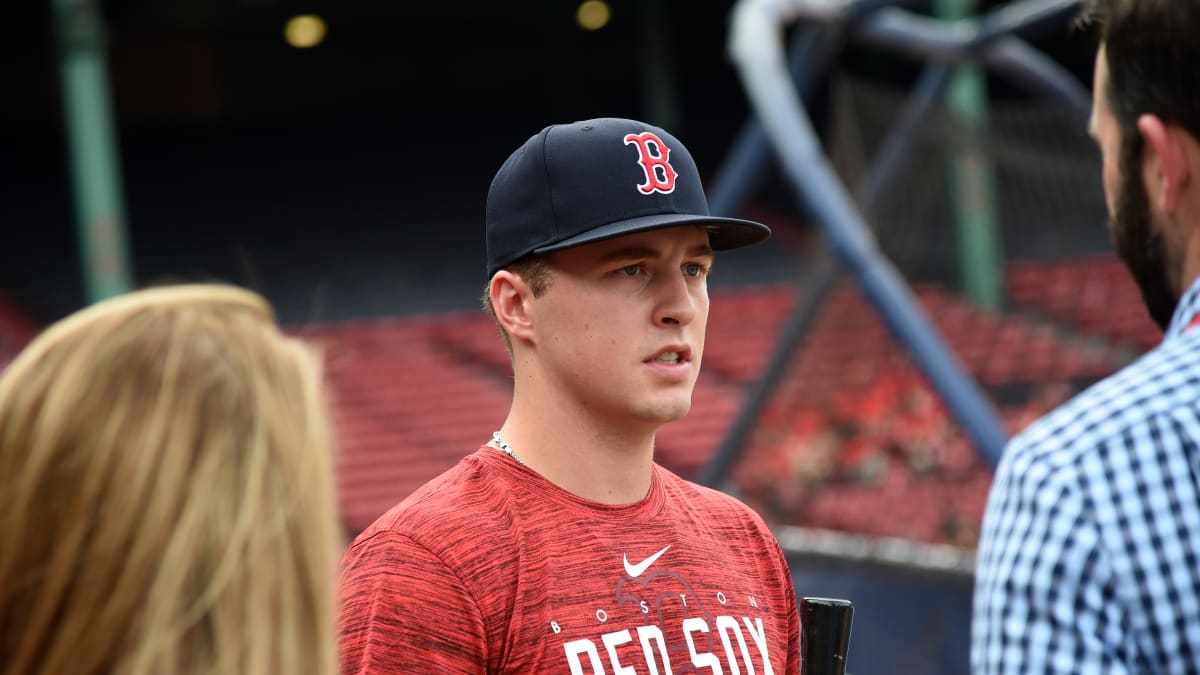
[{"xmin": 491, "ymin": 431, "xmax": 526, "ymax": 466}]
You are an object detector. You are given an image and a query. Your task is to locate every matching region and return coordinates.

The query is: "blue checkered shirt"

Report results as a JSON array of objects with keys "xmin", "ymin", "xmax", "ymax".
[{"xmin": 972, "ymin": 277, "xmax": 1200, "ymax": 674}]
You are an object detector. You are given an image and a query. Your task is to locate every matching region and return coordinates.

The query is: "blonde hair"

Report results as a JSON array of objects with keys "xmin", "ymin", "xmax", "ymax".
[{"xmin": 0, "ymin": 284, "xmax": 339, "ymax": 675}]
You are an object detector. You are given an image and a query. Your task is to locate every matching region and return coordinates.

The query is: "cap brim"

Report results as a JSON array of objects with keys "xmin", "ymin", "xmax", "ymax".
[{"xmin": 531, "ymin": 213, "xmax": 771, "ymax": 257}]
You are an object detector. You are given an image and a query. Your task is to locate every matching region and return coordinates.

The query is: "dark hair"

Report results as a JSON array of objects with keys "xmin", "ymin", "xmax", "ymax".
[{"xmin": 1084, "ymin": 0, "xmax": 1200, "ymax": 163}]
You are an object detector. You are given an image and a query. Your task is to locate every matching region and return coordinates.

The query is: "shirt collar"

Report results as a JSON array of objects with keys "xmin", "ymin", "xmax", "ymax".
[{"xmin": 1165, "ymin": 275, "xmax": 1200, "ymax": 339}]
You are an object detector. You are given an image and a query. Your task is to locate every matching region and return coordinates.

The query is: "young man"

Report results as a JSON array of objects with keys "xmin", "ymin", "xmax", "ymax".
[
  {"xmin": 338, "ymin": 118, "xmax": 801, "ymax": 673},
  {"xmin": 972, "ymin": 2, "xmax": 1200, "ymax": 672}
]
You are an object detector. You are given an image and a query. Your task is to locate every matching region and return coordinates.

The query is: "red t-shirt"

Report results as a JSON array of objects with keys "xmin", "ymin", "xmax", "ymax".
[{"xmin": 339, "ymin": 447, "xmax": 801, "ymax": 674}]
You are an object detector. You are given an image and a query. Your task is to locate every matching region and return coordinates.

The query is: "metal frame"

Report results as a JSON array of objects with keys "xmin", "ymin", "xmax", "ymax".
[{"xmin": 701, "ymin": 0, "xmax": 1088, "ymax": 484}]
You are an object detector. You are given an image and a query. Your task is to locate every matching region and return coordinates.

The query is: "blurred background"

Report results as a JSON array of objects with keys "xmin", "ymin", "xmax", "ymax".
[
  {"xmin": 5, "ymin": 0, "xmax": 803, "ymax": 321},
  {"xmin": 0, "ymin": 1, "xmax": 1157, "ymax": 672}
]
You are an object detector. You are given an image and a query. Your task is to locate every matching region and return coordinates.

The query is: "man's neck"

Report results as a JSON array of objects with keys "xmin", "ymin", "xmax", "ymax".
[{"xmin": 496, "ymin": 402, "xmax": 657, "ymax": 505}]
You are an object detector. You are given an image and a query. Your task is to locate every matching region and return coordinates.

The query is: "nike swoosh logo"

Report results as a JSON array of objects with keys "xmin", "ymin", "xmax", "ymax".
[{"xmin": 623, "ymin": 545, "xmax": 671, "ymax": 578}]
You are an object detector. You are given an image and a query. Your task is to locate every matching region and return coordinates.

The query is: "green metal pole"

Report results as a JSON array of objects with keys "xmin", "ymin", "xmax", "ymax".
[
  {"xmin": 935, "ymin": 0, "xmax": 1003, "ymax": 309},
  {"xmin": 54, "ymin": 0, "xmax": 134, "ymax": 303}
]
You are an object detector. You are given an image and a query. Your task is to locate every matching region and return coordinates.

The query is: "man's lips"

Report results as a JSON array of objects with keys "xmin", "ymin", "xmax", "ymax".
[{"xmin": 644, "ymin": 345, "xmax": 691, "ymax": 365}]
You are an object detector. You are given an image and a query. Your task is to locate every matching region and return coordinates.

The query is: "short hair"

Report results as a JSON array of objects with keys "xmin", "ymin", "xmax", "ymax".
[
  {"xmin": 1083, "ymin": 0, "xmax": 1200, "ymax": 164},
  {"xmin": 0, "ymin": 284, "xmax": 339, "ymax": 675},
  {"xmin": 481, "ymin": 255, "xmax": 555, "ymax": 357}
]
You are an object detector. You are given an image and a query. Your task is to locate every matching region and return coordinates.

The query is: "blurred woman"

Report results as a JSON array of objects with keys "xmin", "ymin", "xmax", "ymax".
[{"xmin": 0, "ymin": 284, "xmax": 340, "ymax": 675}]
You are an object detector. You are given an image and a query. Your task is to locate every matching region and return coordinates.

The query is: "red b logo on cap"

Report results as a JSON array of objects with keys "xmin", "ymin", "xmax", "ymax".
[{"xmin": 623, "ymin": 132, "xmax": 678, "ymax": 195}]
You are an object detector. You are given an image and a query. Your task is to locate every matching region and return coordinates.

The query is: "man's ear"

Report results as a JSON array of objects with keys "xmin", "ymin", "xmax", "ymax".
[
  {"xmin": 1138, "ymin": 114, "xmax": 1192, "ymax": 213},
  {"xmin": 490, "ymin": 270, "xmax": 535, "ymax": 342}
]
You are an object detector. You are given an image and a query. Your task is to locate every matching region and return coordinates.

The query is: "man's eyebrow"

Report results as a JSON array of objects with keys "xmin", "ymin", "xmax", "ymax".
[
  {"xmin": 596, "ymin": 246, "xmax": 660, "ymax": 263},
  {"xmin": 596, "ymin": 244, "xmax": 715, "ymax": 263}
]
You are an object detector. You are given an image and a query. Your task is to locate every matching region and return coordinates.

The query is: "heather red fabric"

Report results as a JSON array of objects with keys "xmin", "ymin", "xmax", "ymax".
[{"xmin": 339, "ymin": 447, "xmax": 800, "ymax": 674}]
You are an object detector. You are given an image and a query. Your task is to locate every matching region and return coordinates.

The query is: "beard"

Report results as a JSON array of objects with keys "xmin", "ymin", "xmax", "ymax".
[{"xmin": 1110, "ymin": 160, "xmax": 1180, "ymax": 331}]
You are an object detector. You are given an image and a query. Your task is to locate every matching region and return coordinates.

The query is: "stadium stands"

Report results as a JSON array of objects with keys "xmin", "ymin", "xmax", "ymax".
[
  {"xmin": 320, "ymin": 254, "xmax": 1153, "ymax": 542},
  {"xmin": 1007, "ymin": 253, "xmax": 1163, "ymax": 351},
  {"xmin": 0, "ymin": 253, "xmax": 1161, "ymax": 545}
]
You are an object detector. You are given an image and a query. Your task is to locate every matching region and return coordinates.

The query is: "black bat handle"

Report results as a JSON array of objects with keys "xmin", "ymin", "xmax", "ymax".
[{"xmin": 800, "ymin": 597, "xmax": 854, "ymax": 675}]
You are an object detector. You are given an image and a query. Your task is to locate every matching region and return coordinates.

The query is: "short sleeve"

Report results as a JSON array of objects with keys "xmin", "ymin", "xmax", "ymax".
[
  {"xmin": 338, "ymin": 530, "xmax": 489, "ymax": 674},
  {"xmin": 773, "ymin": 536, "xmax": 803, "ymax": 674}
]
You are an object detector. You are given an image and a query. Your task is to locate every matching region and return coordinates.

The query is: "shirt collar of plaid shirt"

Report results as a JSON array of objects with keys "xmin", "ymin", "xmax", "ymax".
[{"xmin": 1169, "ymin": 275, "xmax": 1200, "ymax": 339}]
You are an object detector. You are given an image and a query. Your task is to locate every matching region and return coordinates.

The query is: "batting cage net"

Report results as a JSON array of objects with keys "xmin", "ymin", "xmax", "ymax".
[
  {"xmin": 726, "ymin": 65, "xmax": 1160, "ymax": 550},
  {"xmin": 826, "ymin": 68, "xmax": 1111, "ymax": 282},
  {"xmin": 712, "ymin": 56, "xmax": 1164, "ymax": 674}
]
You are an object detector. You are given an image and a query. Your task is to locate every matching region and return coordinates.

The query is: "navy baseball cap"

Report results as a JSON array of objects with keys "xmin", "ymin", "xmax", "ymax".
[{"xmin": 485, "ymin": 117, "xmax": 771, "ymax": 277}]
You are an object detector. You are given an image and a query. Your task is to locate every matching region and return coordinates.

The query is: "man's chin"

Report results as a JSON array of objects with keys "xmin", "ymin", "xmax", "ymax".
[
  {"xmin": 638, "ymin": 399, "xmax": 694, "ymax": 427},
  {"xmin": 1110, "ymin": 167, "xmax": 1179, "ymax": 331},
  {"xmin": 1116, "ymin": 235, "xmax": 1178, "ymax": 330},
  {"xmin": 1141, "ymin": 286, "xmax": 1179, "ymax": 331}
]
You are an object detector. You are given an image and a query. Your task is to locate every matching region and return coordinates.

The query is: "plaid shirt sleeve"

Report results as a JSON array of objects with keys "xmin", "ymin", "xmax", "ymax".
[{"xmin": 972, "ymin": 280, "xmax": 1200, "ymax": 675}]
